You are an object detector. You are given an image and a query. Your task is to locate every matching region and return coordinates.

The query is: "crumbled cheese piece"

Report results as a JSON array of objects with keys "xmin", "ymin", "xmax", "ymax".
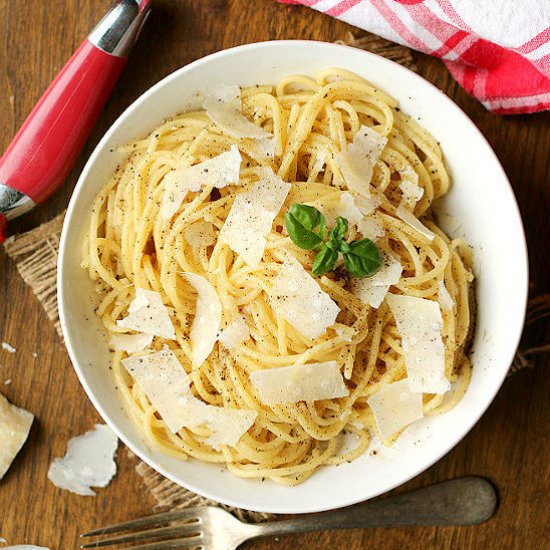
[
  {"xmin": 438, "ymin": 280, "xmax": 454, "ymax": 312},
  {"xmin": 396, "ymin": 205, "xmax": 436, "ymax": 241},
  {"xmin": 351, "ymin": 251, "xmax": 402, "ymax": 309},
  {"xmin": 122, "ymin": 349, "xmax": 192, "ymax": 433},
  {"xmin": 204, "ymin": 85, "xmax": 270, "ymax": 139},
  {"xmin": 219, "ymin": 316, "xmax": 250, "ymax": 350},
  {"xmin": 324, "ymin": 192, "xmax": 363, "ymax": 227},
  {"xmin": 246, "ymin": 137, "xmax": 276, "ymax": 161},
  {"xmin": 184, "ymin": 221, "xmax": 216, "ymax": 259},
  {"xmin": 110, "ymin": 333, "xmax": 154, "ymax": 353},
  {"xmin": 2, "ymin": 342, "xmax": 16, "ymax": 353},
  {"xmin": 312, "ymin": 146, "xmax": 327, "ymax": 173},
  {"xmin": 357, "ymin": 216, "xmax": 385, "ymax": 241},
  {"xmin": 122, "ymin": 349, "xmax": 256, "ymax": 448},
  {"xmin": 399, "ymin": 166, "xmax": 423, "ymax": 206},
  {"xmin": 117, "ymin": 288, "xmax": 176, "ymax": 340},
  {"xmin": 219, "ymin": 167, "xmax": 290, "ymax": 267},
  {"xmin": 356, "ymin": 194, "xmax": 381, "ymax": 216},
  {"xmin": 47, "ymin": 424, "xmax": 118, "ymax": 496},
  {"xmin": 249, "ymin": 361, "xmax": 349, "ymax": 405},
  {"xmin": 183, "ymin": 273, "xmax": 222, "ymax": 368},
  {"xmin": 161, "ymin": 145, "xmax": 241, "ymax": 219},
  {"xmin": 270, "ymin": 257, "xmax": 340, "ymax": 339},
  {"xmin": 367, "ymin": 378, "xmax": 423, "ymax": 440},
  {"xmin": 335, "ymin": 125, "xmax": 387, "ymax": 197},
  {"xmin": 386, "ymin": 293, "xmax": 450, "ymax": 394},
  {"xmin": 0, "ymin": 393, "xmax": 33, "ymax": 480}
]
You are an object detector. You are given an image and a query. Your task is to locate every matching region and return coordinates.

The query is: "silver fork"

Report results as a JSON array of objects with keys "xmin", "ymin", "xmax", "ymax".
[{"xmin": 81, "ymin": 476, "xmax": 496, "ymax": 550}]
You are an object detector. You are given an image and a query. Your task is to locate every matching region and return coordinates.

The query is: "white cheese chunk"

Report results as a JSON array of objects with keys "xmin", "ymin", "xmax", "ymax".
[
  {"xmin": 386, "ymin": 293, "xmax": 450, "ymax": 394},
  {"xmin": 204, "ymin": 85, "xmax": 270, "ymax": 139},
  {"xmin": 335, "ymin": 125, "xmax": 387, "ymax": 197},
  {"xmin": 246, "ymin": 137, "xmax": 276, "ymax": 162},
  {"xmin": 270, "ymin": 257, "xmax": 340, "ymax": 339},
  {"xmin": 219, "ymin": 316, "xmax": 250, "ymax": 350},
  {"xmin": 219, "ymin": 167, "xmax": 290, "ymax": 267},
  {"xmin": 117, "ymin": 288, "xmax": 176, "ymax": 340},
  {"xmin": 184, "ymin": 221, "xmax": 216, "ymax": 259},
  {"xmin": 396, "ymin": 205, "xmax": 436, "ymax": 241},
  {"xmin": 249, "ymin": 361, "xmax": 349, "ymax": 405},
  {"xmin": 2, "ymin": 342, "xmax": 16, "ymax": 353},
  {"xmin": 183, "ymin": 273, "xmax": 222, "ymax": 368},
  {"xmin": 110, "ymin": 333, "xmax": 154, "ymax": 353},
  {"xmin": 351, "ymin": 251, "xmax": 402, "ymax": 309},
  {"xmin": 324, "ymin": 192, "xmax": 363, "ymax": 227},
  {"xmin": 438, "ymin": 280, "xmax": 454, "ymax": 312},
  {"xmin": 399, "ymin": 166, "xmax": 423, "ymax": 206},
  {"xmin": 357, "ymin": 216, "xmax": 385, "ymax": 241},
  {"xmin": 122, "ymin": 349, "xmax": 256, "ymax": 448},
  {"xmin": 367, "ymin": 378, "xmax": 423, "ymax": 440},
  {"xmin": 0, "ymin": 393, "xmax": 33, "ymax": 480},
  {"xmin": 47, "ymin": 424, "xmax": 118, "ymax": 496},
  {"xmin": 161, "ymin": 145, "xmax": 241, "ymax": 219}
]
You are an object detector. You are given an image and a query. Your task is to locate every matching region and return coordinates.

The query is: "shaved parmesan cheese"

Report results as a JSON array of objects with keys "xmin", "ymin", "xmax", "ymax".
[
  {"xmin": 250, "ymin": 361, "xmax": 349, "ymax": 405},
  {"xmin": 324, "ymin": 192, "xmax": 363, "ymax": 227},
  {"xmin": 0, "ymin": 393, "xmax": 33, "ymax": 480},
  {"xmin": 351, "ymin": 251, "xmax": 402, "ymax": 309},
  {"xmin": 47, "ymin": 424, "xmax": 118, "ymax": 496},
  {"xmin": 110, "ymin": 333, "xmax": 153, "ymax": 353},
  {"xmin": 367, "ymin": 378, "xmax": 423, "ymax": 440},
  {"xmin": 312, "ymin": 146, "xmax": 328, "ymax": 173},
  {"xmin": 438, "ymin": 280, "xmax": 454, "ymax": 312},
  {"xmin": 356, "ymin": 194, "xmax": 381, "ymax": 216},
  {"xmin": 183, "ymin": 273, "xmax": 222, "ymax": 368},
  {"xmin": 399, "ymin": 166, "xmax": 423, "ymax": 206},
  {"xmin": 396, "ymin": 205, "xmax": 436, "ymax": 241},
  {"xmin": 386, "ymin": 293, "xmax": 450, "ymax": 394},
  {"xmin": 161, "ymin": 145, "xmax": 241, "ymax": 219},
  {"xmin": 219, "ymin": 167, "xmax": 291, "ymax": 267},
  {"xmin": 335, "ymin": 125, "xmax": 387, "ymax": 197},
  {"xmin": 204, "ymin": 85, "xmax": 270, "ymax": 139},
  {"xmin": 2, "ymin": 342, "xmax": 16, "ymax": 353},
  {"xmin": 219, "ymin": 316, "xmax": 250, "ymax": 350},
  {"xmin": 184, "ymin": 221, "xmax": 216, "ymax": 259},
  {"xmin": 246, "ymin": 137, "xmax": 276, "ymax": 162},
  {"xmin": 122, "ymin": 349, "xmax": 192, "ymax": 433},
  {"xmin": 117, "ymin": 288, "xmax": 176, "ymax": 340},
  {"xmin": 270, "ymin": 257, "xmax": 340, "ymax": 339},
  {"xmin": 122, "ymin": 349, "xmax": 256, "ymax": 448},
  {"xmin": 357, "ymin": 216, "xmax": 385, "ymax": 241}
]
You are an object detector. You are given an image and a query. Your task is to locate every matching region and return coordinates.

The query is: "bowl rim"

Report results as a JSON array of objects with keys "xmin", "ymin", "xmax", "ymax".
[{"xmin": 58, "ymin": 39, "xmax": 528, "ymax": 513}]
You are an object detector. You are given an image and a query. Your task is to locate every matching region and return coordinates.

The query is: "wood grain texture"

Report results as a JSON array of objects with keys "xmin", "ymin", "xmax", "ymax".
[{"xmin": 0, "ymin": 1, "xmax": 548, "ymax": 549}]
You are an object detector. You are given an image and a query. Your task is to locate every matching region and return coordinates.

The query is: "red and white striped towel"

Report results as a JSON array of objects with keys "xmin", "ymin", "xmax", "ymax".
[{"xmin": 279, "ymin": 0, "xmax": 550, "ymax": 114}]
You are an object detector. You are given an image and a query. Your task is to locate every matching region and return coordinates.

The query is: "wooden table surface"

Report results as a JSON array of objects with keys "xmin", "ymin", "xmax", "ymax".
[{"xmin": 0, "ymin": 1, "xmax": 549, "ymax": 549}]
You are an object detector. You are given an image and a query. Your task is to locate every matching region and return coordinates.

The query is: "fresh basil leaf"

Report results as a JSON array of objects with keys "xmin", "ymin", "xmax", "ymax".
[
  {"xmin": 328, "ymin": 216, "xmax": 348, "ymax": 244},
  {"xmin": 343, "ymin": 238, "xmax": 382, "ymax": 278},
  {"xmin": 284, "ymin": 204, "xmax": 326, "ymax": 250},
  {"xmin": 312, "ymin": 245, "xmax": 338, "ymax": 277}
]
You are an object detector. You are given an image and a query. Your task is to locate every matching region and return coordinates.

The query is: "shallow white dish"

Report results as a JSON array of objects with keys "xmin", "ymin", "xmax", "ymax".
[{"xmin": 58, "ymin": 40, "xmax": 528, "ymax": 514}]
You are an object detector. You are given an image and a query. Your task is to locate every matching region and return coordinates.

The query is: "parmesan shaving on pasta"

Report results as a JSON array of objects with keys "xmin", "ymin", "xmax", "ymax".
[
  {"xmin": 324, "ymin": 192, "xmax": 363, "ymax": 227},
  {"xmin": 219, "ymin": 316, "xmax": 250, "ymax": 350},
  {"xmin": 336, "ymin": 125, "xmax": 387, "ymax": 197},
  {"xmin": 184, "ymin": 221, "xmax": 216, "ymax": 259},
  {"xmin": 396, "ymin": 205, "xmax": 436, "ymax": 241},
  {"xmin": 351, "ymin": 251, "xmax": 403, "ymax": 308},
  {"xmin": 117, "ymin": 288, "xmax": 176, "ymax": 340},
  {"xmin": 270, "ymin": 257, "xmax": 340, "ymax": 339},
  {"xmin": 367, "ymin": 379, "xmax": 423, "ymax": 440},
  {"xmin": 110, "ymin": 332, "xmax": 154, "ymax": 353},
  {"xmin": 161, "ymin": 145, "xmax": 241, "ymax": 219},
  {"xmin": 204, "ymin": 85, "xmax": 270, "ymax": 139},
  {"xmin": 219, "ymin": 167, "xmax": 290, "ymax": 267},
  {"xmin": 399, "ymin": 166, "xmax": 423, "ymax": 206},
  {"xmin": 249, "ymin": 361, "xmax": 349, "ymax": 405},
  {"xmin": 357, "ymin": 215, "xmax": 385, "ymax": 241},
  {"xmin": 439, "ymin": 280, "xmax": 454, "ymax": 312},
  {"xmin": 386, "ymin": 294, "xmax": 450, "ymax": 394},
  {"xmin": 183, "ymin": 273, "xmax": 222, "ymax": 368}
]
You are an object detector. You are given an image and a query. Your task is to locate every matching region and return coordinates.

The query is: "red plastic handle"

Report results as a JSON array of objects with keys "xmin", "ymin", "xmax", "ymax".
[{"xmin": 0, "ymin": 39, "xmax": 126, "ymax": 203}]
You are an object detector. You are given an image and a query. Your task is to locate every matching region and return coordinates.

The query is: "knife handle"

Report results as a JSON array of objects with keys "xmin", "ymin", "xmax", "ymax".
[{"xmin": 0, "ymin": 0, "xmax": 152, "ymax": 241}]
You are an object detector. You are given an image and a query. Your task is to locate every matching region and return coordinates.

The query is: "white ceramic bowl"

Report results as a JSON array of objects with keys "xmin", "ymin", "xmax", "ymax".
[{"xmin": 58, "ymin": 40, "xmax": 528, "ymax": 514}]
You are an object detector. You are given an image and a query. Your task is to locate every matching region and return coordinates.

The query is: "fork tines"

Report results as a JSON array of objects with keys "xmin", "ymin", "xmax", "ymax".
[{"xmin": 81, "ymin": 507, "xmax": 207, "ymax": 549}]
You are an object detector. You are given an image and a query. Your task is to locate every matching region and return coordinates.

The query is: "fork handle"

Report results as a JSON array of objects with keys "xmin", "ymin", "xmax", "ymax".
[{"xmin": 252, "ymin": 477, "xmax": 496, "ymax": 539}]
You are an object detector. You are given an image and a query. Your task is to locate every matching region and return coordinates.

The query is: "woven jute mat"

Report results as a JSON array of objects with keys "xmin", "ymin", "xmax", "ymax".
[{"xmin": 3, "ymin": 34, "xmax": 549, "ymax": 517}]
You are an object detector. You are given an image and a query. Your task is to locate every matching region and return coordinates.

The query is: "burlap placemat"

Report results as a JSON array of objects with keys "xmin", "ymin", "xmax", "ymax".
[{"xmin": 3, "ymin": 34, "xmax": 548, "ymax": 517}]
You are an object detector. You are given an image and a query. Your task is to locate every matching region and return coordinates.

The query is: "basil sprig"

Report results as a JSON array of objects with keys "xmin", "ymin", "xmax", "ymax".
[{"xmin": 285, "ymin": 203, "xmax": 382, "ymax": 279}]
